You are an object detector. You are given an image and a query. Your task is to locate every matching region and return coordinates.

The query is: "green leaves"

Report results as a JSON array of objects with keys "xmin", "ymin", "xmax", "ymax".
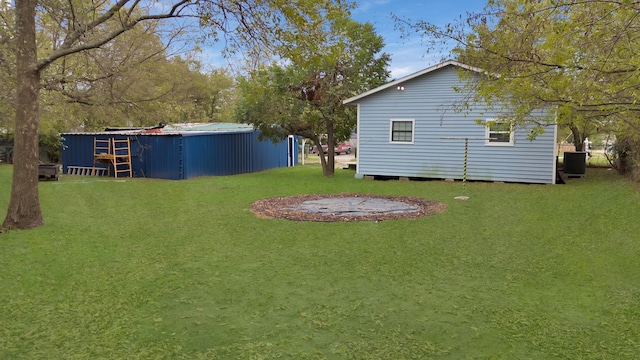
[
  {"xmin": 410, "ymin": 0, "xmax": 640, "ymax": 149},
  {"xmin": 235, "ymin": 13, "xmax": 389, "ymax": 176},
  {"xmin": 465, "ymin": 1, "xmax": 640, "ymax": 126}
]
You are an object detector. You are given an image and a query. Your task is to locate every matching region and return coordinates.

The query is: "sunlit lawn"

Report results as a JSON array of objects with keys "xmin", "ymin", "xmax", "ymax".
[{"xmin": 1, "ymin": 164, "xmax": 639, "ymax": 359}]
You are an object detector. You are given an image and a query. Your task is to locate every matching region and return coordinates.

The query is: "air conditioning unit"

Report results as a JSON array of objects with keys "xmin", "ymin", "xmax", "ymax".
[{"xmin": 563, "ymin": 152, "xmax": 586, "ymax": 177}]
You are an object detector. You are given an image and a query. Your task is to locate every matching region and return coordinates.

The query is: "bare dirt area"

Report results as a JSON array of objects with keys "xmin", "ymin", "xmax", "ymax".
[
  {"xmin": 251, "ymin": 193, "xmax": 447, "ymax": 222},
  {"xmin": 301, "ymin": 153, "xmax": 354, "ymax": 169}
]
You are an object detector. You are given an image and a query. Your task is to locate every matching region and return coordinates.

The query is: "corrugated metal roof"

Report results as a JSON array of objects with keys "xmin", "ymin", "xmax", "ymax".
[
  {"xmin": 61, "ymin": 123, "xmax": 256, "ymax": 136},
  {"xmin": 169, "ymin": 123, "xmax": 254, "ymax": 132},
  {"xmin": 61, "ymin": 130, "xmax": 137, "ymax": 136}
]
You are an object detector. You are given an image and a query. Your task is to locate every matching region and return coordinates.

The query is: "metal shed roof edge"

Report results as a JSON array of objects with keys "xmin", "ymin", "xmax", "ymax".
[
  {"xmin": 60, "ymin": 123, "xmax": 257, "ymax": 136},
  {"xmin": 59, "ymin": 129, "xmax": 256, "ymax": 136}
]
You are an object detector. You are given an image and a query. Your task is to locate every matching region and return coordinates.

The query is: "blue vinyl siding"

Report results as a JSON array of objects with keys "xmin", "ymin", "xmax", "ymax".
[
  {"xmin": 61, "ymin": 130, "xmax": 293, "ymax": 180},
  {"xmin": 354, "ymin": 65, "xmax": 556, "ymax": 184}
]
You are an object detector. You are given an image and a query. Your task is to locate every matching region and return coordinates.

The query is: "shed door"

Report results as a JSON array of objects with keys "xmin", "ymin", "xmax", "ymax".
[{"xmin": 287, "ymin": 135, "xmax": 295, "ymax": 167}]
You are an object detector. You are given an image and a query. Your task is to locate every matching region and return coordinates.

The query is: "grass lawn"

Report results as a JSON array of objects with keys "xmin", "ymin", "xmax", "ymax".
[{"xmin": 1, "ymin": 164, "xmax": 639, "ymax": 359}]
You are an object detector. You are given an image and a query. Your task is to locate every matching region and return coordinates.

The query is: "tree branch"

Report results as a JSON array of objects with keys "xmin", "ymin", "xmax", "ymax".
[{"xmin": 36, "ymin": 0, "xmax": 192, "ymax": 71}]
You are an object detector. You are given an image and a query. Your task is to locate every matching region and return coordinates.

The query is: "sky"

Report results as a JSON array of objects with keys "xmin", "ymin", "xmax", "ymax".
[
  {"xmin": 349, "ymin": 0, "xmax": 487, "ymax": 79},
  {"xmin": 194, "ymin": 0, "xmax": 488, "ymax": 79}
]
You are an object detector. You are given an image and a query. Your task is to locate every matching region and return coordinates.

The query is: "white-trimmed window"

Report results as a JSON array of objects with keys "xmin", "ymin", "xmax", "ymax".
[
  {"xmin": 390, "ymin": 119, "xmax": 415, "ymax": 143},
  {"xmin": 485, "ymin": 119, "xmax": 514, "ymax": 146}
]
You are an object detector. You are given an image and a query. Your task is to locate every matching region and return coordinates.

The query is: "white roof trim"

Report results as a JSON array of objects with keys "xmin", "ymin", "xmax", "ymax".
[{"xmin": 343, "ymin": 60, "xmax": 483, "ymax": 105}]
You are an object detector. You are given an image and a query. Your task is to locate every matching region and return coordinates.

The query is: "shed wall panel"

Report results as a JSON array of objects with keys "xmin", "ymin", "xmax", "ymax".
[
  {"xmin": 62, "ymin": 134, "xmax": 143, "ymax": 177},
  {"xmin": 135, "ymin": 135, "xmax": 183, "ymax": 180}
]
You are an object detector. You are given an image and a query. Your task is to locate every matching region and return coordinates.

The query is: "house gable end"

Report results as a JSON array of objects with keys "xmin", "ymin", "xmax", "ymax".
[{"xmin": 344, "ymin": 60, "xmax": 482, "ymax": 105}]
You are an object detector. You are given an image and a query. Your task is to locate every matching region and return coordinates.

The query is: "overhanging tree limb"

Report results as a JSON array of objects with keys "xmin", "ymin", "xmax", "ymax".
[{"xmin": 37, "ymin": 0, "xmax": 192, "ymax": 71}]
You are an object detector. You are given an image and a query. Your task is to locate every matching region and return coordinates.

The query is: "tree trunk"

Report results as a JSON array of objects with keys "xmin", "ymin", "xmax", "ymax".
[
  {"xmin": 311, "ymin": 134, "xmax": 331, "ymax": 176},
  {"xmin": 569, "ymin": 124, "xmax": 584, "ymax": 152},
  {"xmin": 324, "ymin": 118, "xmax": 335, "ymax": 178},
  {"xmin": 2, "ymin": 0, "xmax": 44, "ymax": 230}
]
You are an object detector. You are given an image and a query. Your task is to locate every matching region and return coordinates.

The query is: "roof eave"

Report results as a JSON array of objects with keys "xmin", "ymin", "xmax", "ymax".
[{"xmin": 343, "ymin": 60, "xmax": 483, "ymax": 105}]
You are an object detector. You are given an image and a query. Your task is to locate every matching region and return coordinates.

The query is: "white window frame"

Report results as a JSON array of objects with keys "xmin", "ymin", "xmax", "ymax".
[
  {"xmin": 485, "ymin": 119, "xmax": 514, "ymax": 146},
  {"xmin": 389, "ymin": 119, "xmax": 415, "ymax": 144}
]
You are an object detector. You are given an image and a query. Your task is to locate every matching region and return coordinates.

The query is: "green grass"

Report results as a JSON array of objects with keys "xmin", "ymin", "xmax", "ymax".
[
  {"xmin": 1, "ymin": 164, "xmax": 639, "ymax": 359},
  {"xmin": 586, "ymin": 151, "xmax": 614, "ymax": 168}
]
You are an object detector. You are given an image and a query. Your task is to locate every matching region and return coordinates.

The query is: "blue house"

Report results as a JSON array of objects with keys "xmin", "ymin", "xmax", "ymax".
[
  {"xmin": 343, "ymin": 60, "xmax": 558, "ymax": 184},
  {"xmin": 61, "ymin": 123, "xmax": 297, "ymax": 180}
]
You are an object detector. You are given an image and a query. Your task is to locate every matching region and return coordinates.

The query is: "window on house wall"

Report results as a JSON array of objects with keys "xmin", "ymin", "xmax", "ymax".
[
  {"xmin": 390, "ymin": 119, "xmax": 415, "ymax": 143},
  {"xmin": 485, "ymin": 119, "xmax": 514, "ymax": 146}
]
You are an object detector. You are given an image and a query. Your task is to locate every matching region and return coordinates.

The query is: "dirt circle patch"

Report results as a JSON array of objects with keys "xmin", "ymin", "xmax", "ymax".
[{"xmin": 251, "ymin": 193, "xmax": 447, "ymax": 222}]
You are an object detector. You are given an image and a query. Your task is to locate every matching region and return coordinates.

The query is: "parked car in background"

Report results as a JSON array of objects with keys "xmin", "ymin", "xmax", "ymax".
[
  {"xmin": 334, "ymin": 143, "xmax": 352, "ymax": 155},
  {"xmin": 310, "ymin": 144, "xmax": 327, "ymax": 154},
  {"xmin": 311, "ymin": 143, "xmax": 352, "ymax": 155}
]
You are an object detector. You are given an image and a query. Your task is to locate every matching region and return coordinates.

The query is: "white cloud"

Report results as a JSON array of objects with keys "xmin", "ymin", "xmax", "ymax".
[
  {"xmin": 382, "ymin": 34, "xmax": 451, "ymax": 79},
  {"xmin": 353, "ymin": 0, "xmax": 392, "ymax": 14},
  {"xmin": 388, "ymin": 65, "xmax": 415, "ymax": 79}
]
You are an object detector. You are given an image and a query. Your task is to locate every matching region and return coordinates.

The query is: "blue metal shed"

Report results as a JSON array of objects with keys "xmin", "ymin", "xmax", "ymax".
[{"xmin": 61, "ymin": 124, "xmax": 297, "ymax": 180}]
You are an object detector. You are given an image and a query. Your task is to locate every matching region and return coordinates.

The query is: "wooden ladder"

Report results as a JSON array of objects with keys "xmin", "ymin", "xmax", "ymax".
[
  {"xmin": 93, "ymin": 137, "xmax": 133, "ymax": 178},
  {"xmin": 67, "ymin": 166, "xmax": 107, "ymax": 176},
  {"xmin": 112, "ymin": 138, "xmax": 132, "ymax": 178}
]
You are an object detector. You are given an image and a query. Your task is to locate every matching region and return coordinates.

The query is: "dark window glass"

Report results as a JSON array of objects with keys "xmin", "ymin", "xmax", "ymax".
[{"xmin": 392, "ymin": 121, "xmax": 413, "ymax": 142}]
